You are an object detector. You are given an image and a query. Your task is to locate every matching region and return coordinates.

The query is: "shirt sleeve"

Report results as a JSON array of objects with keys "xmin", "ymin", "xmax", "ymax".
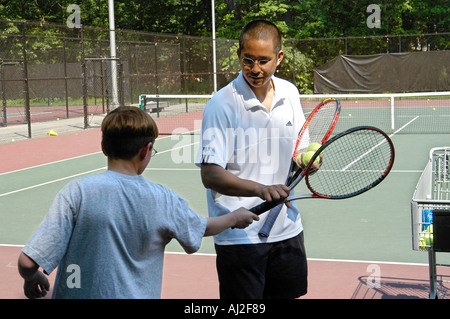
[
  {"xmin": 195, "ymin": 97, "xmax": 234, "ymax": 169},
  {"xmin": 163, "ymin": 189, "xmax": 207, "ymax": 254},
  {"xmin": 22, "ymin": 181, "xmax": 79, "ymax": 275}
]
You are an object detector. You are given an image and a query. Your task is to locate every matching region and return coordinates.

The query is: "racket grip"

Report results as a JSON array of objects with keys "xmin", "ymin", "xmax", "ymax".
[
  {"xmin": 258, "ymin": 204, "xmax": 283, "ymax": 237},
  {"xmin": 249, "ymin": 200, "xmax": 279, "ymax": 215}
]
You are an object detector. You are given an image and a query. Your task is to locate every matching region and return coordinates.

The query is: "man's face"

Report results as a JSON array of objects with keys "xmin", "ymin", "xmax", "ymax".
[{"xmin": 237, "ymin": 38, "xmax": 284, "ymax": 89}]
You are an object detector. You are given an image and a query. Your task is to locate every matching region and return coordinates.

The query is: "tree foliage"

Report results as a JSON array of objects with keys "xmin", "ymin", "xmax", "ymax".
[
  {"xmin": 0, "ymin": 0, "xmax": 447, "ymax": 93},
  {"xmin": 0, "ymin": 0, "xmax": 447, "ymax": 38}
]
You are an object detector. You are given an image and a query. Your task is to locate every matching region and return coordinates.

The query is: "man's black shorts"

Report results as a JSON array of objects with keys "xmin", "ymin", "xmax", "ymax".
[{"xmin": 215, "ymin": 231, "xmax": 308, "ymax": 299}]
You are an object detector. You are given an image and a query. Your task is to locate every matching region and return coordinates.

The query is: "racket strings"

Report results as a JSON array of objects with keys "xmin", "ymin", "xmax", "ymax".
[
  {"xmin": 306, "ymin": 101, "xmax": 337, "ymax": 145},
  {"xmin": 296, "ymin": 101, "xmax": 338, "ymax": 152},
  {"xmin": 307, "ymin": 130, "xmax": 393, "ymax": 198}
]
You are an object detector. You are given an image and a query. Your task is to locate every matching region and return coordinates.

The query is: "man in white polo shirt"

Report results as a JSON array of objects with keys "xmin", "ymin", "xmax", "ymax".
[{"xmin": 195, "ymin": 20, "xmax": 308, "ymax": 299}]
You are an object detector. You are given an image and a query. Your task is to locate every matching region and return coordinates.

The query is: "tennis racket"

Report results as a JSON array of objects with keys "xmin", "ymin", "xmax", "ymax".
[
  {"xmin": 250, "ymin": 126, "xmax": 395, "ymax": 228},
  {"xmin": 258, "ymin": 98, "xmax": 341, "ymax": 237}
]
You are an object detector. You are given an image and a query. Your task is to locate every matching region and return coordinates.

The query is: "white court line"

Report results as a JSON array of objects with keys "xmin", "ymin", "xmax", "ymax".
[
  {"xmin": 0, "ymin": 244, "xmax": 429, "ymax": 267},
  {"xmin": 0, "ymin": 122, "xmax": 423, "ymax": 199},
  {"xmin": 155, "ymin": 141, "xmax": 199, "ymax": 155},
  {"xmin": 0, "ymin": 167, "xmax": 106, "ymax": 198},
  {"xmin": 147, "ymin": 168, "xmax": 199, "ymax": 171},
  {"xmin": 0, "ymin": 154, "xmax": 421, "ymax": 198},
  {"xmin": 0, "ymin": 132, "xmax": 183, "ymax": 177},
  {"xmin": 0, "ymin": 139, "xmax": 200, "ymax": 197},
  {"xmin": 0, "ymin": 151, "xmax": 102, "ymax": 177},
  {"xmin": 391, "ymin": 170, "xmax": 422, "ymax": 173},
  {"xmin": 163, "ymin": 251, "xmax": 429, "ymax": 267},
  {"xmin": 342, "ymin": 116, "xmax": 419, "ymax": 172}
]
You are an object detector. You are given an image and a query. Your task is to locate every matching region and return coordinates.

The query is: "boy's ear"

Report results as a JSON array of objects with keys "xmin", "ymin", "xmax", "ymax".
[
  {"xmin": 101, "ymin": 143, "xmax": 108, "ymax": 157},
  {"xmin": 140, "ymin": 142, "xmax": 152, "ymax": 160}
]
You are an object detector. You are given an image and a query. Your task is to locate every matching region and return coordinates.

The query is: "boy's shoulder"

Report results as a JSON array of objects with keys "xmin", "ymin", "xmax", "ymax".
[{"xmin": 64, "ymin": 171, "xmax": 182, "ymax": 204}]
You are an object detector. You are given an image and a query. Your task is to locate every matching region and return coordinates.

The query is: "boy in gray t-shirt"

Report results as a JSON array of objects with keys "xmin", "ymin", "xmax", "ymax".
[{"xmin": 18, "ymin": 106, "xmax": 258, "ymax": 299}]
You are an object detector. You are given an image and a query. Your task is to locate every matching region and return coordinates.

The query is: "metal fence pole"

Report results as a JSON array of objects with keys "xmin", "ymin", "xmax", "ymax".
[
  {"xmin": 81, "ymin": 25, "xmax": 88, "ymax": 129},
  {"xmin": 0, "ymin": 61, "xmax": 6, "ymax": 127},
  {"xmin": 21, "ymin": 23, "xmax": 31, "ymax": 138},
  {"xmin": 63, "ymin": 37, "xmax": 69, "ymax": 118}
]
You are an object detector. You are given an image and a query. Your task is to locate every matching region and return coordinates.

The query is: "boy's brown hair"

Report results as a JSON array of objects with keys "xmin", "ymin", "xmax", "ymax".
[{"xmin": 101, "ymin": 106, "xmax": 159, "ymax": 160}]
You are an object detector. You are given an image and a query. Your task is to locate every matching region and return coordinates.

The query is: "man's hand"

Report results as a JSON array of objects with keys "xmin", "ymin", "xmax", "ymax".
[{"xmin": 257, "ymin": 184, "xmax": 291, "ymax": 203}]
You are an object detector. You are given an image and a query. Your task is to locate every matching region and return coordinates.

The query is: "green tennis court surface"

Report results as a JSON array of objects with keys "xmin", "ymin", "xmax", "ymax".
[
  {"xmin": 1, "ymin": 131, "xmax": 450, "ymax": 266},
  {"xmin": 2, "ymin": 91, "xmax": 450, "ymax": 299}
]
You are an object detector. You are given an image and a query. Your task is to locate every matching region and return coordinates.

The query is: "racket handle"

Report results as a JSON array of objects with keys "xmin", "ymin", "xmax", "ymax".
[
  {"xmin": 258, "ymin": 204, "xmax": 283, "ymax": 238},
  {"xmin": 249, "ymin": 200, "xmax": 279, "ymax": 215}
]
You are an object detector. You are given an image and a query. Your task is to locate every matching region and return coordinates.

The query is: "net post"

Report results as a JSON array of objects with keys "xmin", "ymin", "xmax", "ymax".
[
  {"xmin": 138, "ymin": 94, "xmax": 144, "ymax": 110},
  {"xmin": 390, "ymin": 95, "xmax": 395, "ymax": 130}
]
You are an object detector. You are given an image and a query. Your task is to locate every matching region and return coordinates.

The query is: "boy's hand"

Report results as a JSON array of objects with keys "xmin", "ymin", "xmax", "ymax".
[
  {"xmin": 23, "ymin": 271, "xmax": 50, "ymax": 299},
  {"xmin": 231, "ymin": 207, "xmax": 260, "ymax": 229}
]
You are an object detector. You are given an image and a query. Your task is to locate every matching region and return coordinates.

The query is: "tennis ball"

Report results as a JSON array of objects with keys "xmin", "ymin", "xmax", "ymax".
[
  {"xmin": 425, "ymin": 225, "xmax": 433, "ymax": 246},
  {"xmin": 425, "ymin": 233, "xmax": 433, "ymax": 246},
  {"xmin": 294, "ymin": 152, "xmax": 303, "ymax": 167},
  {"xmin": 419, "ymin": 236, "xmax": 426, "ymax": 250},
  {"xmin": 419, "ymin": 225, "xmax": 433, "ymax": 249},
  {"xmin": 420, "ymin": 232, "xmax": 433, "ymax": 247},
  {"xmin": 302, "ymin": 151, "xmax": 320, "ymax": 166},
  {"xmin": 307, "ymin": 142, "xmax": 322, "ymax": 152}
]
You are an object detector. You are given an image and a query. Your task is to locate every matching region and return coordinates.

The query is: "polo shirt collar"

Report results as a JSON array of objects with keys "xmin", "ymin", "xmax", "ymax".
[{"xmin": 235, "ymin": 72, "xmax": 282, "ymax": 111}]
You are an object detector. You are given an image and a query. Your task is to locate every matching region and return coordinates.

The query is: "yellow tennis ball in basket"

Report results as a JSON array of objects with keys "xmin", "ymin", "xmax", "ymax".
[
  {"xmin": 307, "ymin": 142, "xmax": 322, "ymax": 152},
  {"xmin": 425, "ymin": 225, "xmax": 433, "ymax": 246},
  {"xmin": 424, "ymin": 233, "xmax": 433, "ymax": 246},
  {"xmin": 419, "ymin": 236, "xmax": 426, "ymax": 250},
  {"xmin": 419, "ymin": 225, "xmax": 433, "ymax": 249}
]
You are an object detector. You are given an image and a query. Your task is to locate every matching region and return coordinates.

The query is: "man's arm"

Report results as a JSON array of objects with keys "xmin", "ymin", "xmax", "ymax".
[{"xmin": 200, "ymin": 163, "xmax": 290, "ymax": 203}]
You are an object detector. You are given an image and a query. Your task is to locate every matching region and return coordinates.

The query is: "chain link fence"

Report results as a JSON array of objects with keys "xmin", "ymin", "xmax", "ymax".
[{"xmin": 0, "ymin": 19, "xmax": 448, "ymax": 139}]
